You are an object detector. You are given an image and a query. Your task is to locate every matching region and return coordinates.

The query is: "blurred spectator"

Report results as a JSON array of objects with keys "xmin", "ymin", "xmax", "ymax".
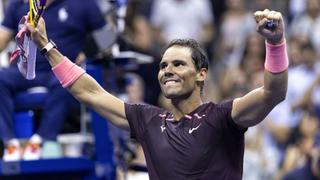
[
  {"xmin": 287, "ymin": 40, "xmax": 320, "ymax": 124},
  {"xmin": 289, "ymin": 0, "xmax": 320, "ymax": 56},
  {"xmin": 282, "ymin": 136, "xmax": 320, "ymax": 180},
  {"xmin": 293, "ymin": 72, "xmax": 320, "ymax": 115},
  {"xmin": 214, "ymin": 0, "xmax": 256, "ymax": 67},
  {"xmin": 287, "ymin": 37, "xmax": 304, "ymax": 67},
  {"xmin": 99, "ymin": 0, "xmax": 161, "ymax": 106},
  {"xmin": 279, "ymin": 111, "xmax": 319, "ymax": 179},
  {"xmin": 123, "ymin": 0, "xmax": 155, "ymax": 55},
  {"xmin": 115, "ymin": 73, "xmax": 148, "ymax": 180},
  {"xmin": 150, "ymin": 0, "xmax": 214, "ymax": 49},
  {"xmin": 0, "ymin": 0, "xmax": 107, "ymax": 161},
  {"xmin": 287, "ymin": 0, "xmax": 307, "ymax": 21},
  {"xmin": 219, "ymin": 34, "xmax": 265, "ymax": 99},
  {"xmin": 123, "ymin": 0, "xmax": 161, "ymax": 106},
  {"xmin": 243, "ymin": 125, "xmax": 279, "ymax": 180},
  {"xmin": 282, "ymin": 147, "xmax": 320, "ymax": 180}
]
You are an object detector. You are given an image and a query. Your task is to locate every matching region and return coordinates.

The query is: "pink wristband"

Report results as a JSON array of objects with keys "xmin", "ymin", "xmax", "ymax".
[
  {"xmin": 265, "ymin": 40, "xmax": 289, "ymax": 73},
  {"xmin": 52, "ymin": 56, "xmax": 85, "ymax": 88}
]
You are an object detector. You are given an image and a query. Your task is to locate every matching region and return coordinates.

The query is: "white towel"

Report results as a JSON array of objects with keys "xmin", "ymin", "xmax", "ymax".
[{"xmin": 9, "ymin": 16, "xmax": 37, "ymax": 80}]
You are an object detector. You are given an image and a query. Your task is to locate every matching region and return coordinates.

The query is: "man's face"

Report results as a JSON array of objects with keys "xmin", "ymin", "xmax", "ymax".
[{"xmin": 158, "ymin": 46, "xmax": 200, "ymax": 99}]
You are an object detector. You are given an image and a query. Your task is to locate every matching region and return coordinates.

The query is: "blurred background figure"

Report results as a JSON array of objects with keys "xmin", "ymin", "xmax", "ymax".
[
  {"xmin": 281, "ymin": 111, "xmax": 320, "ymax": 180},
  {"xmin": 150, "ymin": 0, "xmax": 214, "ymax": 50},
  {"xmin": 114, "ymin": 73, "xmax": 148, "ymax": 180},
  {"xmin": 287, "ymin": 40, "xmax": 320, "ymax": 125},
  {"xmin": 289, "ymin": 0, "xmax": 320, "ymax": 55},
  {"xmin": 282, "ymin": 147, "xmax": 320, "ymax": 180},
  {"xmin": 214, "ymin": 0, "xmax": 255, "ymax": 68},
  {"xmin": 218, "ymin": 33, "xmax": 265, "ymax": 99}
]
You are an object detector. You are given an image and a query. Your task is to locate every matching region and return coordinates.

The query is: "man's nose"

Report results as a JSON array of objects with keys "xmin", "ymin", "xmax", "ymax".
[{"xmin": 164, "ymin": 65, "xmax": 174, "ymax": 76}]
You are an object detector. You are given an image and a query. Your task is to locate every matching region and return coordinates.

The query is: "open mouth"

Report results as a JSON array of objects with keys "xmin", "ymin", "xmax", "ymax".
[{"xmin": 164, "ymin": 79, "xmax": 180, "ymax": 85}]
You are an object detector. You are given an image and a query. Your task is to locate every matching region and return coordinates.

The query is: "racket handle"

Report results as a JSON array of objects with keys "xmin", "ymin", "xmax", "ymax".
[
  {"xmin": 266, "ymin": 20, "xmax": 277, "ymax": 30},
  {"xmin": 29, "ymin": 0, "xmax": 35, "ymax": 27}
]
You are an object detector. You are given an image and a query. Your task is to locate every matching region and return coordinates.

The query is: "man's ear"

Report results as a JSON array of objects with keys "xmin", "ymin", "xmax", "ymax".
[{"xmin": 196, "ymin": 68, "xmax": 208, "ymax": 82}]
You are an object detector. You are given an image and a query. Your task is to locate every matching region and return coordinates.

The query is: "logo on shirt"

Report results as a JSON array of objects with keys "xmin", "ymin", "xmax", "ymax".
[
  {"xmin": 188, "ymin": 123, "xmax": 201, "ymax": 134},
  {"xmin": 160, "ymin": 125, "xmax": 166, "ymax": 132},
  {"xmin": 58, "ymin": 7, "xmax": 68, "ymax": 22}
]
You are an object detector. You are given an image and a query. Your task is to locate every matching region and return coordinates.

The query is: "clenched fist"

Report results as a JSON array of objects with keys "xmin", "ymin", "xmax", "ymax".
[{"xmin": 254, "ymin": 9, "xmax": 285, "ymax": 45}]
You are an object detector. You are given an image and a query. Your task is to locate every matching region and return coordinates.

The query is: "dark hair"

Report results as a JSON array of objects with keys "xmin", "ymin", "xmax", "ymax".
[
  {"xmin": 165, "ymin": 39, "xmax": 209, "ymax": 93},
  {"xmin": 166, "ymin": 39, "xmax": 209, "ymax": 71}
]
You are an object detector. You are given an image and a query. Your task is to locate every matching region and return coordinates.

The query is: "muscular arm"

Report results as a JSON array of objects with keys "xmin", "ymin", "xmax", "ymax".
[
  {"xmin": 29, "ymin": 19, "xmax": 129, "ymax": 130},
  {"xmin": 232, "ymin": 70, "xmax": 287, "ymax": 127},
  {"xmin": 231, "ymin": 9, "xmax": 288, "ymax": 128},
  {"xmin": 68, "ymin": 72, "xmax": 129, "ymax": 130}
]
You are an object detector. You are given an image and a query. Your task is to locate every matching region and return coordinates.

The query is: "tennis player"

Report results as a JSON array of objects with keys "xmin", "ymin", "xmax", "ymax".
[{"xmin": 28, "ymin": 9, "xmax": 288, "ymax": 180}]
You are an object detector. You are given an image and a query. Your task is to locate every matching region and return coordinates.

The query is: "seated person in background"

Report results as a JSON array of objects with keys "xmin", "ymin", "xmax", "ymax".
[
  {"xmin": 115, "ymin": 73, "xmax": 148, "ymax": 180},
  {"xmin": 278, "ymin": 111, "xmax": 319, "ymax": 179},
  {"xmin": 0, "ymin": 0, "xmax": 106, "ymax": 161},
  {"xmin": 282, "ymin": 129, "xmax": 320, "ymax": 180}
]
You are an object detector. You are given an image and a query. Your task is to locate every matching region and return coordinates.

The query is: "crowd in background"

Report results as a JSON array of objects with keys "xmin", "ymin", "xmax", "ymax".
[{"xmin": 0, "ymin": 0, "xmax": 320, "ymax": 179}]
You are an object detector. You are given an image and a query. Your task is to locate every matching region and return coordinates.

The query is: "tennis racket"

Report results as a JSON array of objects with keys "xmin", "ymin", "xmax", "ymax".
[
  {"xmin": 29, "ymin": 0, "xmax": 47, "ymax": 27},
  {"xmin": 9, "ymin": 0, "xmax": 47, "ymax": 80}
]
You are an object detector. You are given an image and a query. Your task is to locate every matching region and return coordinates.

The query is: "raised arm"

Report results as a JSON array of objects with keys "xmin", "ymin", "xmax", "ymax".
[
  {"xmin": 27, "ymin": 18, "xmax": 129, "ymax": 130},
  {"xmin": 231, "ymin": 9, "xmax": 288, "ymax": 128}
]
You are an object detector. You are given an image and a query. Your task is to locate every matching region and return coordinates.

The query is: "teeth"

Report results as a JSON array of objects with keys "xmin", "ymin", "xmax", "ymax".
[{"xmin": 166, "ymin": 81, "xmax": 176, "ymax": 85}]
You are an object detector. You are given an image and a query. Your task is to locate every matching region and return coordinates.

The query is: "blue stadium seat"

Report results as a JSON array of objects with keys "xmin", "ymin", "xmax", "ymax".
[
  {"xmin": 13, "ymin": 87, "xmax": 48, "ymax": 139},
  {"xmin": 14, "ymin": 87, "xmax": 48, "ymax": 111}
]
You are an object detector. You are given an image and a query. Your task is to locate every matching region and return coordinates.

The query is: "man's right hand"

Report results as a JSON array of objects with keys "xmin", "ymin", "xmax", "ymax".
[{"xmin": 27, "ymin": 16, "xmax": 49, "ymax": 49}]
